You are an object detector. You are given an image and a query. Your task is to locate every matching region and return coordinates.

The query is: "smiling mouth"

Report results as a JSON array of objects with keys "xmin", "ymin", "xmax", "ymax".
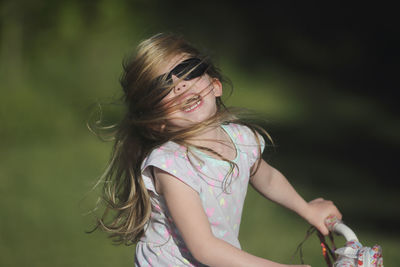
[{"xmin": 182, "ymin": 95, "xmax": 202, "ymax": 113}]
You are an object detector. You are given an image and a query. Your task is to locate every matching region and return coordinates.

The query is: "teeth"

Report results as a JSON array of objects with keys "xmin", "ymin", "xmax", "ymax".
[{"xmin": 184, "ymin": 100, "xmax": 201, "ymax": 112}]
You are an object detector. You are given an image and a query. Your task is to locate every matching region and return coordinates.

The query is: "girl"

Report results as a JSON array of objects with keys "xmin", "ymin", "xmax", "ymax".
[{"xmin": 91, "ymin": 33, "xmax": 342, "ymax": 266}]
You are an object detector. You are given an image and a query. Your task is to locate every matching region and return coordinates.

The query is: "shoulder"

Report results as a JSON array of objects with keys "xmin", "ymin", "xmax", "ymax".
[
  {"xmin": 142, "ymin": 141, "xmax": 193, "ymax": 175},
  {"xmin": 144, "ymin": 141, "xmax": 189, "ymax": 166},
  {"xmin": 223, "ymin": 122, "xmax": 264, "ymax": 146},
  {"xmin": 224, "ymin": 123, "xmax": 265, "ymax": 165},
  {"xmin": 142, "ymin": 142, "xmax": 201, "ymax": 194}
]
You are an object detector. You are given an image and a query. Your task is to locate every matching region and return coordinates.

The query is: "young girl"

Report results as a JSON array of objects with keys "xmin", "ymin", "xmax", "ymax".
[{"xmin": 92, "ymin": 33, "xmax": 342, "ymax": 266}]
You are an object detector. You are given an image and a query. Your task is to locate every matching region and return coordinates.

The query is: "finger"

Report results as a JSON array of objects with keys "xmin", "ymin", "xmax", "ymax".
[
  {"xmin": 318, "ymin": 223, "xmax": 329, "ymax": 235},
  {"xmin": 334, "ymin": 209, "xmax": 343, "ymax": 220},
  {"xmin": 309, "ymin": 197, "xmax": 323, "ymax": 203},
  {"xmin": 335, "ymin": 206, "xmax": 342, "ymax": 220},
  {"xmin": 329, "ymin": 204, "xmax": 342, "ymax": 220}
]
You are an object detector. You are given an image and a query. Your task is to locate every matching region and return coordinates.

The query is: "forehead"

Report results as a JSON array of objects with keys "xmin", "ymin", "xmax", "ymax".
[{"xmin": 155, "ymin": 53, "xmax": 188, "ymax": 76}]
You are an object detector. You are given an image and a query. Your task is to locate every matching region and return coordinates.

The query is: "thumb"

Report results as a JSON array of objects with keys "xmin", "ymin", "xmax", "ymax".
[{"xmin": 315, "ymin": 223, "xmax": 329, "ymax": 236}]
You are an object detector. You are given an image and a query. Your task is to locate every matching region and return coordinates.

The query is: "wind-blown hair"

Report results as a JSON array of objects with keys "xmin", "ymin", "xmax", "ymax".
[{"xmin": 89, "ymin": 33, "xmax": 270, "ymax": 245}]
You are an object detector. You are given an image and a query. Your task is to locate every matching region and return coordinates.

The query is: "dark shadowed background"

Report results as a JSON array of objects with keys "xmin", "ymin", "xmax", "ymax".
[{"xmin": 1, "ymin": 1, "xmax": 399, "ymax": 266}]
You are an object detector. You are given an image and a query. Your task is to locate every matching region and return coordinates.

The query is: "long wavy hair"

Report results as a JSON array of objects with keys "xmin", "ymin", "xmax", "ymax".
[{"xmin": 88, "ymin": 33, "xmax": 270, "ymax": 245}]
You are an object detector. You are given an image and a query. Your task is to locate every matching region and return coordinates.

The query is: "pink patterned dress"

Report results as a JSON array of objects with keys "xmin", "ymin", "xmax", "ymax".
[{"xmin": 135, "ymin": 123, "xmax": 264, "ymax": 266}]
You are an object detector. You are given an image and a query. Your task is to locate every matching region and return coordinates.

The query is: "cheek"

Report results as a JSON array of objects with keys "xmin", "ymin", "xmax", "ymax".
[
  {"xmin": 161, "ymin": 101, "xmax": 177, "ymax": 116},
  {"xmin": 160, "ymin": 89, "xmax": 177, "ymax": 108}
]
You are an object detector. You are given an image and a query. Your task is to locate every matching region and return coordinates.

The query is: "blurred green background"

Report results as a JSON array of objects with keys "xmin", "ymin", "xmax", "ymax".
[{"xmin": 1, "ymin": 1, "xmax": 399, "ymax": 266}]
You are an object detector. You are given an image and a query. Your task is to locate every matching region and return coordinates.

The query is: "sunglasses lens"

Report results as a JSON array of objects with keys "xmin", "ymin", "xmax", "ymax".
[
  {"xmin": 171, "ymin": 58, "xmax": 207, "ymax": 80},
  {"xmin": 152, "ymin": 58, "xmax": 209, "ymax": 98},
  {"xmin": 184, "ymin": 63, "xmax": 208, "ymax": 80}
]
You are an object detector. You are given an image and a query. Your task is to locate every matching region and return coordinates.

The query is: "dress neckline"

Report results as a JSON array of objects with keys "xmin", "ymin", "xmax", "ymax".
[{"xmin": 190, "ymin": 123, "xmax": 239, "ymax": 163}]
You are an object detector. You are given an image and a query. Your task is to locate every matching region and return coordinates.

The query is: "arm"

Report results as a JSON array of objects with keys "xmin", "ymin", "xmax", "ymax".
[
  {"xmin": 250, "ymin": 159, "xmax": 342, "ymax": 235},
  {"xmin": 155, "ymin": 167, "xmax": 309, "ymax": 267}
]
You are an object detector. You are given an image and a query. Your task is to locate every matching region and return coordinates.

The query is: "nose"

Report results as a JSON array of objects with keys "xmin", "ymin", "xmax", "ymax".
[{"xmin": 171, "ymin": 75, "xmax": 187, "ymax": 94}]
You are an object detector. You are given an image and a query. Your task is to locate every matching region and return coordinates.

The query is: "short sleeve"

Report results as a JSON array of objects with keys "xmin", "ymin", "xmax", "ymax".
[
  {"xmin": 141, "ymin": 142, "xmax": 201, "ymax": 195},
  {"xmin": 246, "ymin": 128, "xmax": 265, "ymax": 166},
  {"xmin": 255, "ymin": 130, "xmax": 266, "ymax": 155}
]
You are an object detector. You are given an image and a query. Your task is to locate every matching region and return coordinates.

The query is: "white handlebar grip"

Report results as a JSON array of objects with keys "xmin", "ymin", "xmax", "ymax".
[{"xmin": 325, "ymin": 215, "xmax": 359, "ymax": 242}]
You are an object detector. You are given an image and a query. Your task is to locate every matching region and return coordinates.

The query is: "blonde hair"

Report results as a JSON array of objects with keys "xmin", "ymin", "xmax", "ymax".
[{"xmin": 89, "ymin": 33, "xmax": 270, "ymax": 245}]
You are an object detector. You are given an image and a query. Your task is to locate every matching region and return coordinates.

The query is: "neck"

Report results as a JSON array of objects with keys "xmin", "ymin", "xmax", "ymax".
[
  {"xmin": 186, "ymin": 123, "xmax": 236, "ymax": 161},
  {"xmin": 186, "ymin": 124, "xmax": 223, "ymax": 146}
]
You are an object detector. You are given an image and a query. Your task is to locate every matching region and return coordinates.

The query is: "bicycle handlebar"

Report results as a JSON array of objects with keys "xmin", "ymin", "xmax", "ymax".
[
  {"xmin": 319, "ymin": 216, "xmax": 383, "ymax": 266},
  {"xmin": 325, "ymin": 215, "xmax": 358, "ymax": 242}
]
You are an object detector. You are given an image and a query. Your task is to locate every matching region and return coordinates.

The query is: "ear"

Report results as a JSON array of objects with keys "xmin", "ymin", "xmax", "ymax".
[
  {"xmin": 212, "ymin": 78, "xmax": 223, "ymax": 97},
  {"xmin": 160, "ymin": 124, "xmax": 166, "ymax": 132},
  {"xmin": 149, "ymin": 120, "xmax": 166, "ymax": 132}
]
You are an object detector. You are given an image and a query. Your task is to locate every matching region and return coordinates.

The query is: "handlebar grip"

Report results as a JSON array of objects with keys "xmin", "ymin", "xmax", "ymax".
[{"xmin": 325, "ymin": 215, "xmax": 359, "ymax": 242}]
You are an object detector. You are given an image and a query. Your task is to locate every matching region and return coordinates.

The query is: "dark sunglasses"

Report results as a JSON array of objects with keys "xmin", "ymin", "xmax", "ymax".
[{"xmin": 156, "ymin": 58, "xmax": 209, "ymax": 86}]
